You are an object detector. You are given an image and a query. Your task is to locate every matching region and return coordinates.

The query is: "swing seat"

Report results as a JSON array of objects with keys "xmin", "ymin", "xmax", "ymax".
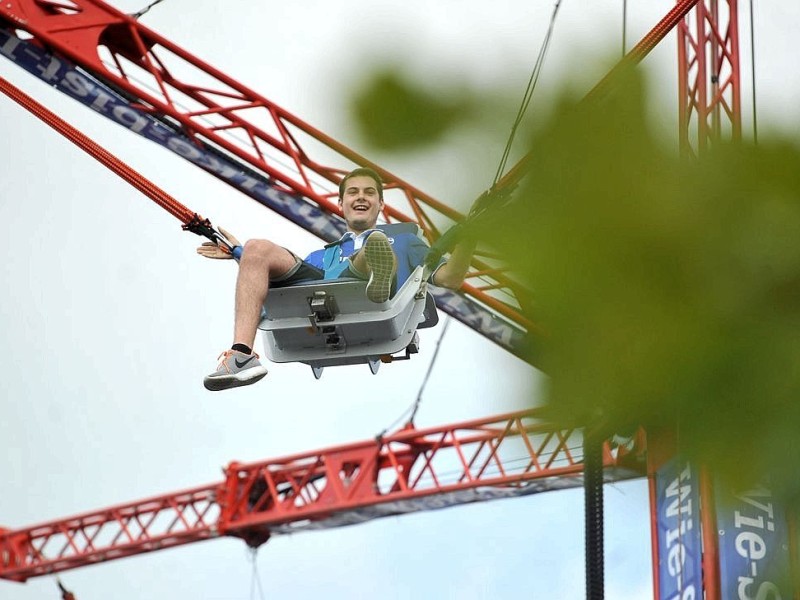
[{"xmin": 258, "ymin": 265, "xmax": 438, "ymax": 377}]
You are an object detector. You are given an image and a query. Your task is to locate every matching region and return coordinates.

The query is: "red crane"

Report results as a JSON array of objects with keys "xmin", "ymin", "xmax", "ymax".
[
  {"xmin": 0, "ymin": 0, "xmax": 535, "ymax": 363},
  {"xmin": 0, "ymin": 409, "xmax": 645, "ymax": 582},
  {"xmin": 0, "ymin": 1, "xmax": 760, "ymax": 598}
]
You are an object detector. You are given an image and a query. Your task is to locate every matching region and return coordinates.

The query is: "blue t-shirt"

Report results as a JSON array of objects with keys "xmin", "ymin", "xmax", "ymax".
[{"xmin": 304, "ymin": 223, "xmax": 436, "ymax": 290}]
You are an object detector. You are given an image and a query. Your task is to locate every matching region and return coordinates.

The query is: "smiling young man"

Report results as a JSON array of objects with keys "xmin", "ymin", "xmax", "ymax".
[{"xmin": 198, "ymin": 167, "xmax": 474, "ymax": 391}]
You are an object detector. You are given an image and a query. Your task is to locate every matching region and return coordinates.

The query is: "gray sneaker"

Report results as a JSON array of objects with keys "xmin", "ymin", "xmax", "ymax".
[
  {"xmin": 364, "ymin": 231, "xmax": 397, "ymax": 303},
  {"xmin": 204, "ymin": 350, "xmax": 268, "ymax": 391}
]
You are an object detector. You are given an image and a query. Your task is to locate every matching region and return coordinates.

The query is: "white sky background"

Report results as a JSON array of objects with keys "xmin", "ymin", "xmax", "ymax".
[{"xmin": 0, "ymin": 1, "xmax": 797, "ymax": 599}]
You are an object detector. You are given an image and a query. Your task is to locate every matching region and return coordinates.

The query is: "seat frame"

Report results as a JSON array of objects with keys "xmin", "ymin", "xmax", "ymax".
[{"xmin": 258, "ymin": 266, "xmax": 438, "ymax": 377}]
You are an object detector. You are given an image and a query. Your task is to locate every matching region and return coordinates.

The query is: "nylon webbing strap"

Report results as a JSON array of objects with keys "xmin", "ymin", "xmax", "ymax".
[{"xmin": 0, "ymin": 74, "xmax": 215, "ymax": 237}]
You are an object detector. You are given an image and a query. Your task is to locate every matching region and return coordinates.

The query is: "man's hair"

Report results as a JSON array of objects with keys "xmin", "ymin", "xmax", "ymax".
[{"xmin": 338, "ymin": 167, "xmax": 383, "ymax": 200}]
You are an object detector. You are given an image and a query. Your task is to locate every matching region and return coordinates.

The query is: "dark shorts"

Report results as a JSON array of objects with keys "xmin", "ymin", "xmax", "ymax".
[
  {"xmin": 270, "ymin": 252, "xmax": 361, "ymax": 289},
  {"xmin": 270, "ymin": 250, "xmax": 397, "ymax": 296}
]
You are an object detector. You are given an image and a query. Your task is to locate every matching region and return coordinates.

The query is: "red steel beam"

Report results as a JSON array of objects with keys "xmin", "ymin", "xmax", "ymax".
[
  {"xmin": 0, "ymin": 0, "xmax": 709, "ymax": 343},
  {"xmin": 0, "ymin": 409, "xmax": 646, "ymax": 582},
  {"xmin": 678, "ymin": 0, "xmax": 741, "ymax": 156},
  {"xmin": 0, "ymin": 485, "xmax": 221, "ymax": 582},
  {"xmin": 0, "ymin": 0, "xmax": 518, "ymax": 317}
]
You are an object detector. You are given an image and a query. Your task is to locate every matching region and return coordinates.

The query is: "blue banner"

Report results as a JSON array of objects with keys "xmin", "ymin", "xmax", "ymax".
[
  {"xmin": 716, "ymin": 479, "xmax": 793, "ymax": 600},
  {"xmin": 655, "ymin": 458, "xmax": 703, "ymax": 600}
]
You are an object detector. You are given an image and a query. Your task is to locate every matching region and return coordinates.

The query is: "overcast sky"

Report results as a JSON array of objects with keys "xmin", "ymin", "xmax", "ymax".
[{"xmin": 1, "ymin": 1, "xmax": 797, "ymax": 599}]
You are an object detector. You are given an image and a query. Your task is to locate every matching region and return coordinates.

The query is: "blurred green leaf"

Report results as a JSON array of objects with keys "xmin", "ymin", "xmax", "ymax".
[
  {"xmin": 350, "ymin": 62, "xmax": 800, "ymax": 499},
  {"xmin": 350, "ymin": 68, "xmax": 472, "ymax": 151},
  {"xmin": 484, "ymin": 73, "xmax": 800, "ymax": 498}
]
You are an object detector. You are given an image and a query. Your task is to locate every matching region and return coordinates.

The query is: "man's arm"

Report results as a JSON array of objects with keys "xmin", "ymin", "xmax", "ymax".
[{"xmin": 431, "ymin": 239, "xmax": 477, "ymax": 290}]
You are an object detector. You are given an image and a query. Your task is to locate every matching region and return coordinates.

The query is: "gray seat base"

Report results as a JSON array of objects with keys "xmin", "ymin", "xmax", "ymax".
[{"xmin": 258, "ymin": 266, "xmax": 437, "ymax": 375}]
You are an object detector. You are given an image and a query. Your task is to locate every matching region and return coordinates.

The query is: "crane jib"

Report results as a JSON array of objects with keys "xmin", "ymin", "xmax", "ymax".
[{"xmin": 0, "ymin": 28, "xmax": 530, "ymax": 359}]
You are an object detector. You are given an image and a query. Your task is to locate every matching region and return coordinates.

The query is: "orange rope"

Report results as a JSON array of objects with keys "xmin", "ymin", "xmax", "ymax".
[{"xmin": 0, "ymin": 74, "xmax": 198, "ymax": 226}]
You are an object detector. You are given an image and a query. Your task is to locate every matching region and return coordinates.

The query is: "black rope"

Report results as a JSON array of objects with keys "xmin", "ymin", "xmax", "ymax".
[
  {"xmin": 492, "ymin": 0, "xmax": 563, "ymax": 187},
  {"xmin": 424, "ymin": 4, "xmax": 563, "ymax": 270},
  {"xmin": 56, "ymin": 578, "xmax": 76, "ymax": 600},
  {"xmin": 749, "ymin": 0, "xmax": 758, "ymax": 145},
  {"xmin": 583, "ymin": 429, "xmax": 605, "ymax": 600},
  {"xmin": 407, "ymin": 316, "xmax": 451, "ymax": 424},
  {"xmin": 376, "ymin": 316, "xmax": 452, "ymax": 439},
  {"xmin": 132, "ymin": 0, "xmax": 167, "ymax": 19},
  {"xmin": 248, "ymin": 548, "xmax": 267, "ymax": 600}
]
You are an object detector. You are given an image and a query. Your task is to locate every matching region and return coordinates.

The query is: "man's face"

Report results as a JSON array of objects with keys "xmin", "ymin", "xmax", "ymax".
[{"xmin": 339, "ymin": 175, "xmax": 383, "ymax": 233}]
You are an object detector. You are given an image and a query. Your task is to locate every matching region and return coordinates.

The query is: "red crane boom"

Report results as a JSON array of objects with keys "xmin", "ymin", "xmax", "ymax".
[
  {"xmin": 0, "ymin": 409, "xmax": 645, "ymax": 581},
  {"xmin": 0, "ymin": 1, "xmax": 753, "ymax": 596},
  {"xmin": 0, "ymin": 0, "xmax": 532, "ymax": 360},
  {"xmin": 0, "ymin": 0, "xmax": 710, "ymax": 364}
]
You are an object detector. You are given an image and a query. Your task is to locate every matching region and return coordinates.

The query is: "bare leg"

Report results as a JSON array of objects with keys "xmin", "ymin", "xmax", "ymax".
[{"xmin": 233, "ymin": 239, "xmax": 297, "ymax": 349}]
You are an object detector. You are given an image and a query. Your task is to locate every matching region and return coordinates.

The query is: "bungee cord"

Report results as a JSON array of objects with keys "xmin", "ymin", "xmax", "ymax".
[
  {"xmin": 376, "ymin": 316, "xmax": 452, "ymax": 436},
  {"xmin": 492, "ymin": 0, "xmax": 563, "ymax": 188},
  {"xmin": 248, "ymin": 548, "xmax": 267, "ymax": 600},
  {"xmin": 0, "ymin": 75, "xmax": 234, "ymax": 250},
  {"xmin": 426, "ymin": 1, "xmax": 564, "ymax": 268}
]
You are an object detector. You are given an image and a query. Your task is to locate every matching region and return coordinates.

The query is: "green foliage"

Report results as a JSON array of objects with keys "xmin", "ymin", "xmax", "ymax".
[
  {"xmin": 349, "ymin": 66, "xmax": 800, "ymax": 499},
  {"xmin": 490, "ymin": 75, "xmax": 800, "ymax": 498},
  {"xmin": 350, "ymin": 67, "xmax": 472, "ymax": 151}
]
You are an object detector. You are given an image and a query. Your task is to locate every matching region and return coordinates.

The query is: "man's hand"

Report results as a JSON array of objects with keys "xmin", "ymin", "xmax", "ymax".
[{"xmin": 196, "ymin": 227, "xmax": 241, "ymax": 260}]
